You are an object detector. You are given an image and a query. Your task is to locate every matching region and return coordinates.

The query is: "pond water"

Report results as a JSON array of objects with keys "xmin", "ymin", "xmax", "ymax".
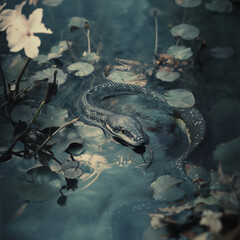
[{"xmin": 1, "ymin": 0, "xmax": 240, "ymax": 240}]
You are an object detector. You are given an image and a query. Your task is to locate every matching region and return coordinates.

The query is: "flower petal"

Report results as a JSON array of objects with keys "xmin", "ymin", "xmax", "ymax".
[
  {"xmin": 28, "ymin": 8, "xmax": 52, "ymax": 34},
  {"xmin": 24, "ymin": 35, "xmax": 41, "ymax": 58},
  {"xmin": 6, "ymin": 27, "xmax": 27, "ymax": 52},
  {"xmin": 0, "ymin": 1, "xmax": 27, "ymax": 31}
]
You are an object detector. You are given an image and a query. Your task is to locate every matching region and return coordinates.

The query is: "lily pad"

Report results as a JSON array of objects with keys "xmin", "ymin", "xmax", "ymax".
[
  {"xmin": 82, "ymin": 51, "xmax": 100, "ymax": 63},
  {"xmin": 164, "ymin": 89, "xmax": 195, "ymax": 108},
  {"xmin": 150, "ymin": 175, "xmax": 187, "ymax": 202},
  {"xmin": 175, "ymin": 0, "xmax": 202, "ymax": 8},
  {"xmin": 43, "ymin": 0, "xmax": 64, "ymax": 7},
  {"xmin": 156, "ymin": 69, "xmax": 180, "ymax": 82},
  {"xmin": 210, "ymin": 47, "xmax": 233, "ymax": 59},
  {"xmin": 68, "ymin": 17, "xmax": 88, "ymax": 29},
  {"xmin": 170, "ymin": 24, "xmax": 200, "ymax": 40},
  {"xmin": 50, "ymin": 126, "xmax": 84, "ymax": 155},
  {"xmin": 68, "ymin": 62, "xmax": 94, "ymax": 77},
  {"xmin": 205, "ymin": 0, "xmax": 233, "ymax": 13},
  {"xmin": 36, "ymin": 104, "xmax": 68, "ymax": 131},
  {"xmin": 213, "ymin": 136, "xmax": 240, "ymax": 173},
  {"xmin": 11, "ymin": 105, "xmax": 37, "ymax": 122},
  {"xmin": 31, "ymin": 68, "xmax": 67, "ymax": 85},
  {"xmin": 16, "ymin": 166, "xmax": 62, "ymax": 202},
  {"xmin": 167, "ymin": 45, "xmax": 193, "ymax": 60},
  {"xmin": 106, "ymin": 70, "xmax": 137, "ymax": 83},
  {"xmin": 61, "ymin": 160, "xmax": 83, "ymax": 179}
]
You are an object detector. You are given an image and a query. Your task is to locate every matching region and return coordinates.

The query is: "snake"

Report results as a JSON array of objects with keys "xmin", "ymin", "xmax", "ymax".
[{"xmin": 74, "ymin": 82, "xmax": 206, "ymax": 182}]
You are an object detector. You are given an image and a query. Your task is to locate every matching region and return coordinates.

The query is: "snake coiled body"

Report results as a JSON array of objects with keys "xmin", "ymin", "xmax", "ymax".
[{"xmin": 75, "ymin": 82, "xmax": 206, "ymax": 180}]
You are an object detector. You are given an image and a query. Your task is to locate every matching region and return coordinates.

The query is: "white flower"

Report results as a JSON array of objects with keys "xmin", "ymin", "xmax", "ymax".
[
  {"xmin": 29, "ymin": 0, "xmax": 39, "ymax": 6},
  {"xmin": 0, "ymin": 1, "xmax": 52, "ymax": 59}
]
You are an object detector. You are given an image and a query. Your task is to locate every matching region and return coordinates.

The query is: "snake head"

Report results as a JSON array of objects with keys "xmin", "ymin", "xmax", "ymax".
[{"xmin": 105, "ymin": 114, "xmax": 149, "ymax": 147}]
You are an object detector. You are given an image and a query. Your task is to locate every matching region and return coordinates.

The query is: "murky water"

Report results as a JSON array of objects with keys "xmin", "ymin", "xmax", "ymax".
[{"xmin": 1, "ymin": 0, "xmax": 240, "ymax": 239}]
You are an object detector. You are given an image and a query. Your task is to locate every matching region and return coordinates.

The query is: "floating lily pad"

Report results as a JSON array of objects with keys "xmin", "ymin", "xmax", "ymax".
[
  {"xmin": 16, "ymin": 166, "xmax": 62, "ymax": 202},
  {"xmin": 68, "ymin": 17, "xmax": 88, "ymax": 29},
  {"xmin": 170, "ymin": 24, "xmax": 200, "ymax": 40},
  {"xmin": 11, "ymin": 105, "xmax": 37, "ymax": 122},
  {"xmin": 106, "ymin": 70, "xmax": 137, "ymax": 83},
  {"xmin": 50, "ymin": 126, "xmax": 84, "ymax": 155},
  {"xmin": 34, "ymin": 41, "xmax": 72, "ymax": 64},
  {"xmin": 61, "ymin": 160, "xmax": 83, "ymax": 179},
  {"xmin": 31, "ymin": 68, "xmax": 67, "ymax": 85},
  {"xmin": 156, "ymin": 69, "xmax": 180, "ymax": 82},
  {"xmin": 167, "ymin": 45, "xmax": 193, "ymax": 60},
  {"xmin": 82, "ymin": 51, "xmax": 100, "ymax": 63},
  {"xmin": 164, "ymin": 89, "xmax": 195, "ymax": 108},
  {"xmin": 34, "ymin": 54, "xmax": 49, "ymax": 64},
  {"xmin": 213, "ymin": 137, "xmax": 240, "ymax": 173},
  {"xmin": 43, "ymin": 0, "xmax": 63, "ymax": 7},
  {"xmin": 150, "ymin": 175, "xmax": 187, "ymax": 202},
  {"xmin": 175, "ymin": 0, "xmax": 202, "ymax": 8},
  {"xmin": 68, "ymin": 62, "xmax": 94, "ymax": 77},
  {"xmin": 36, "ymin": 104, "xmax": 68, "ymax": 131},
  {"xmin": 205, "ymin": 0, "xmax": 233, "ymax": 13},
  {"xmin": 210, "ymin": 47, "xmax": 233, "ymax": 59}
]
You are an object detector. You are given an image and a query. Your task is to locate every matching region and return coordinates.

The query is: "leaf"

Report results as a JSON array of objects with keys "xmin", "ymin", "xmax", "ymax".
[
  {"xmin": 164, "ymin": 89, "xmax": 195, "ymax": 108},
  {"xmin": 11, "ymin": 105, "xmax": 37, "ymax": 122},
  {"xmin": 170, "ymin": 24, "xmax": 200, "ymax": 40},
  {"xmin": 82, "ymin": 51, "xmax": 100, "ymax": 63},
  {"xmin": 31, "ymin": 68, "xmax": 67, "ymax": 85},
  {"xmin": 150, "ymin": 175, "xmax": 187, "ymax": 202},
  {"xmin": 13, "ymin": 203, "xmax": 28, "ymax": 220},
  {"xmin": 61, "ymin": 160, "xmax": 83, "ymax": 179},
  {"xmin": 205, "ymin": 0, "xmax": 233, "ymax": 13},
  {"xmin": 210, "ymin": 47, "xmax": 233, "ymax": 59},
  {"xmin": 175, "ymin": 0, "xmax": 202, "ymax": 8},
  {"xmin": 156, "ymin": 68, "xmax": 180, "ymax": 82},
  {"xmin": 106, "ymin": 69, "xmax": 148, "ymax": 86},
  {"xmin": 167, "ymin": 45, "xmax": 193, "ymax": 60},
  {"xmin": 36, "ymin": 104, "xmax": 69, "ymax": 130},
  {"xmin": 43, "ymin": 0, "xmax": 64, "ymax": 7},
  {"xmin": 200, "ymin": 210, "xmax": 222, "ymax": 234},
  {"xmin": 68, "ymin": 17, "xmax": 88, "ymax": 29},
  {"xmin": 68, "ymin": 62, "xmax": 94, "ymax": 77}
]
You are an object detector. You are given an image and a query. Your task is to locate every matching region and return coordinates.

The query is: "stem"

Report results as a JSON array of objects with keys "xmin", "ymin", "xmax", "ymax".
[
  {"xmin": 0, "ymin": 63, "xmax": 8, "ymax": 101},
  {"xmin": 87, "ymin": 28, "xmax": 91, "ymax": 54},
  {"xmin": 0, "ymin": 87, "xmax": 29, "ymax": 109},
  {"xmin": 15, "ymin": 58, "xmax": 30, "ymax": 95},
  {"xmin": 66, "ymin": 40, "xmax": 79, "ymax": 62},
  {"xmin": 29, "ymin": 117, "xmax": 80, "ymax": 157},
  {"xmin": 154, "ymin": 16, "xmax": 158, "ymax": 55},
  {"xmin": 0, "ymin": 100, "xmax": 45, "ymax": 161}
]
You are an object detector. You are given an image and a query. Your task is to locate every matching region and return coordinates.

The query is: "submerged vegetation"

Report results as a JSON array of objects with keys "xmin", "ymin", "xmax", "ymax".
[{"xmin": 0, "ymin": 0, "xmax": 240, "ymax": 239}]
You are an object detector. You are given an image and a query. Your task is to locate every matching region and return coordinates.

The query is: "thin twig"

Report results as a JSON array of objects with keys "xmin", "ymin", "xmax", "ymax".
[
  {"xmin": 28, "ymin": 116, "xmax": 80, "ymax": 157},
  {"xmin": 0, "ymin": 100, "xmax": 45, "ymax": 161},
  {"xmin": 154, "ymin": 16, "xmax": 158, "ymax": 55},
  {"xmin": 87, "ymin": 28, "xmax": 91, "ymax": 54},
  {"xmin": 15, "ymin": 58, "xmax": 30, "ymax": 95},
  {"xmin": 0, "ymin": 63, "xmax": 8, "ymax": 101},
  {"xmin": 0, "ymin": 87, "xmax": 29, "ymax": 109},
  {"xmin": 66, "ymin": 40, "xmax": 79, "ymax": 62}
]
